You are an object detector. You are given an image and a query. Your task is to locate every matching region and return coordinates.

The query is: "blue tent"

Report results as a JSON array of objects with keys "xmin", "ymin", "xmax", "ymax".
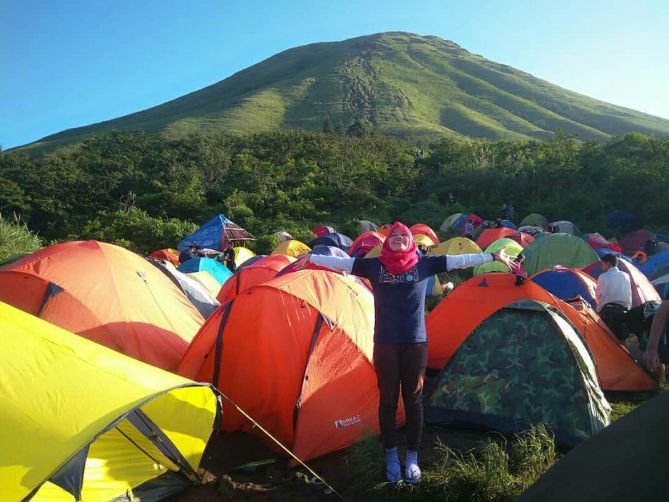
[
  {"xmin": 531, "ymin": 268, "xmax": 597, "ymax": 309},
  {"xmin": 308, "ymin": 232, "xmax": 354, "ymax": 252},
  {"xmin": 177, "ymin": 258, "xmax": 233, "ymax": 285},
  {"xmin": 178, "ymin": 214, "xmax": 254, "ymax": 252},
  {"xmin": 639, "ymin": 251, "xmax": 669, "ymax": 278},
  {"xmin": 605, "ymin": 210, "xmax": 640, "ymax": 232}
]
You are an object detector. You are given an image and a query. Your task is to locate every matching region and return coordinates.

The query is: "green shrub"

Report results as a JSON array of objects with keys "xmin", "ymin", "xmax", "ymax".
[{"xmin": 0, "ymin": 215, "xmax": 42, "ymax": 264}]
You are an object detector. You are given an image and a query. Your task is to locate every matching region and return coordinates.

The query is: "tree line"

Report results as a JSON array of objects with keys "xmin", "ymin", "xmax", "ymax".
[{"xmin": 0, "ymin": 130, "xmax": 667, "ymax": 254}]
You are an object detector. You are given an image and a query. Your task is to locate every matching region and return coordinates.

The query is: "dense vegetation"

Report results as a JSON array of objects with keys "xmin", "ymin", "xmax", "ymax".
[
  {"xmin": 20, "ymin": 32, "xmax": 669, "ymax": 153},
  {"xmin": 1, "ymin": 129, "xmax": 667, "ymax": 254}
]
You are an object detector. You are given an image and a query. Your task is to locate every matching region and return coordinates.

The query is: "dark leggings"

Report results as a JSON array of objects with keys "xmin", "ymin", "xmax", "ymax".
[{"xmin": 373, "ymin": 342, "xmax": 428, "ymax": 451}]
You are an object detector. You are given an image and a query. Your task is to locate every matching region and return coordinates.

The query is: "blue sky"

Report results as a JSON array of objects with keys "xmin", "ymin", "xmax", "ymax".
[{"xmin": 1, "ymin": 0, "xmax": 668, "ymax": 149}]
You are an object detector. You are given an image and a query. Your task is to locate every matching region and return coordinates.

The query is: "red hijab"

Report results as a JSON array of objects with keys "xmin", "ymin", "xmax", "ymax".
[{"xmin": 379, "ymin": 222, "xmax": 420, "ymax": 275}]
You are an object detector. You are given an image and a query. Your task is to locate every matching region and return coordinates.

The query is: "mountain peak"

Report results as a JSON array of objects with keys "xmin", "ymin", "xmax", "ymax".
[{"xmin": 24, "ymin": 32, "xmax": 669, "ymax": 151}]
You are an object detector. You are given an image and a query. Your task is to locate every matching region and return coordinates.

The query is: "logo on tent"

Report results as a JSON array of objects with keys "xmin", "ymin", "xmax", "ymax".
[
  {"xmin": 478, "ymin": 279, "xmax": 488, "ymax": 287},
  {"xmin": 334, "ymin": 414, "xmax": 362, "ymax": 429}
]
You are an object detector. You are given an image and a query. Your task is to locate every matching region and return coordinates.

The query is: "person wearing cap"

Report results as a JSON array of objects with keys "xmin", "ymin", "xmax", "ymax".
[{"xmin": 295, "ymin": 222, "xmax": 513, "ymax": 484}]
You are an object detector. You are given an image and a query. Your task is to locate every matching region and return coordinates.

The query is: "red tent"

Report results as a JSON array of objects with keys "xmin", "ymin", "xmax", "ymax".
[
  {"xmin": 217, "ymin": 254, "xmax": 295, "ymax": 304},
  {"xmin": 349, "ymin": 231, "xmax": 385, "ymax": 257},
  {"xmin": 507, "ymin": 231, "xmax": 535, "ymax": 248},
  {"xmin": 409, "ymin": 223, "xmax": 440, "ymax": 244},
  {"xmin": 476, "ymin": 227, "xmax": 516, "ymax": 250}
]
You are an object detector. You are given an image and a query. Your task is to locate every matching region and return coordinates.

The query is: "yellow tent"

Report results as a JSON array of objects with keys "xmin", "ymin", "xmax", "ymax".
[
  {"xmin": 233, "ymin": 246, "xmax": 256, "ymax": 268},
  {"xmin": 271, "ymin": 239, "xmax": 311, "ymax": 257},
  {"xmin": 428, "ymin": 237, "xmax": 482, "ymax": 256},
  {"xmin": 0, "ymin": 302, "xmax": 219, "ymax": 502},
  {"xmin": 363, "ymin": 243, "xmax": 383, "ymax": 259},
  {"xmin": 187, "ymin": 270, "xmax": 223, "ymax": 299},
  {"xmin": 414, "ymin": 234, "xmax": 436, "ymax": 252}
]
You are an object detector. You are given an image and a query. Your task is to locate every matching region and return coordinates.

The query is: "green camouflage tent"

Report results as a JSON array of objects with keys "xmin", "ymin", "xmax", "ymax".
[{"xmin": 426, "ymin": 299, "xmax": 610, "ymax": 446}]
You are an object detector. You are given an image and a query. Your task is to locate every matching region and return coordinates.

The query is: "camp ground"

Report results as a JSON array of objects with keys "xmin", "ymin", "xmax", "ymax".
[{"xmin": 1, "ymin": 212, "xmax": 667, "ymax": 501}]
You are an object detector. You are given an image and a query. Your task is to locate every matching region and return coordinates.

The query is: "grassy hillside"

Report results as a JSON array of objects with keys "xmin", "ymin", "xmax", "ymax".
[{"xmin": 21, "ymin": 32, "xmax": 669, "ymax": 151}]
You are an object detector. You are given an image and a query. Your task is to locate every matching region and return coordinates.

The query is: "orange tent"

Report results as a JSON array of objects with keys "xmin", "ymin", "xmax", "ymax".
[
  {"xmin": 378, "ymin": 224, "xmax": 392, "ymax": 236},
  {"xmin": 179, "ymin": 270, "xmax": 402, "ymax": 461},
  {"xmin": 409, "ymin": 223, "xmax": 440, "ymax": 244},
  {"xmin": 426, "ymin": 273, "xmax": 655, "ymax": 392},
  {"xmin": 506, "ymin": 231, "xmax": 535, "ymax": 248},
  {"xmin": 0, "ymin": 241, "xmax": 204, "ymax": 371},
  {"xmin": 147, "ymin": 248, "xmax": 181, "ymax": 266},
  {"xmin": 217, "ymin": 254, "xmax": 295, "ymax": 303},
  {"xmin": 476, "ymin": 227, "xmax": 516, "ymax": 249}
]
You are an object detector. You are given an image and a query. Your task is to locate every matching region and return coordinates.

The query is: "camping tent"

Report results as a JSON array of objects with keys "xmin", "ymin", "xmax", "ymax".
[
  {"xmin": 517, "ymin": 391, "xmax": 669, "ymax": 502},
  {"xmin": 476, "ymin": 228, "xmax": 516, "ymax": 250},
  {"xmin": 409, "ymin": 223, "xmax": 440, "ymax": 244},
  {"xmin": 548, "ymin": 220, "xmax": 581, "ymax": 235},
  {"xmin": 178, "ymin": 270, "xmax": 394, "ymax": 462},
  {"xmin": 147, "ymin": 248, "xmax": 181, "ymax": 265},
  {"xmin": 519, "ymin": 213, "xmax": 548, "ymax": 228},
  {"xmin": 517, "ymin": 225, "xmax": 547, "ymax": 237},
  {"xmin": 178, "ymin": 214, "xmax": 254, "ymax": 252},
  {"xmin": 233, "ymin": 246, "xmax": 256, "ymax": 268},
  {"xmin": 0, "ymin": 241, "xmax": 204, "ymax": 371},
  {"xmin": 531, "ymin": 267, "xmax": 598, "ymax": 309},
  {"xmin": 0, "ymin": 302, "xmax": 219, "ymax": 502},
  {"xmin": 349, "ymin": 231, "xmax": 385, "ymax": 258},
  {"xmin": 618, "ymin": 229, "xmax": 655, "ymax": 255},
  {"xmin": 440, "ymin": 213, "xmax": 467, "ymax": 232},
  {"xmin": 357, "ymin": 220, "xmax": 378, "ymax": 233},
  {"xmin": 506, "ymin": 231, "xmax": 535, "ymax": 248},
  {"xmin": 272, "ymin": 239, "xmax": 311, "ymax": 257},
  {"xmin": 428, "ymin": 237, "xmax": 482, "ymax": 256},
  {"xmin": 522, "ymin": 233, "xmax": 599, "ymax": 276},
  {"xmin": 638, "ymin": 250, "xmax": 669, "ymax": 278},
  {"xmin": 582, "ymin": 233, "xmax": 621, "ymax": 253},
  {"xmin": 473, "ymin": 238, "xmax": 523, "ymax": 275},
  {"xmin": 217, "ymin": 254, "xmax": 295, "ymax": 303},
  {"xmin": 414, "ymin": 234, "xmax": 436, "ymax": 251},
  {"xmin": 307, "ymin": 232, "xmax": 354, "ymax": 252},
  {"xmin": 426, "ymin": 299, "xmax": 610, "ymax": 446},
  {"xmin": 426, "ymin": 273, "xmax": 655, "ymax": 392},
  {"xmin": 149, "ymin": 260, "xmax": 221, "ymax": 319},
  {"xmin": 177, "ymin": 257, "xmax": 233, "ymax": 286},
  {"xmin": 605, "ymin": 210, "xmax": 639, "ymax": 233}
]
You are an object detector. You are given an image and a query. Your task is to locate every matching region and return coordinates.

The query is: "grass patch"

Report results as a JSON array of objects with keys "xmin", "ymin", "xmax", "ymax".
[
  {"xmin": 609, "ymin": 400, "xmax": 641, "ymax": 422},
  {"xmin": 0, "ymin": 215, "xmax": 42, "ymax": 265},
  {"xmin": 345, "ymin": 425, "xmax": 557, "ymax": 501}
]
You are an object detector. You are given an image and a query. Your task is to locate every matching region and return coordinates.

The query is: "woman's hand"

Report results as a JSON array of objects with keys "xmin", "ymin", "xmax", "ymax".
[
  {"xmin": 493, "ymin": 247, "xmax": 515, "ymax": 270},
  {"xmin": 294, "ymin": 254, "xmax": 311, "ymax": 271}
]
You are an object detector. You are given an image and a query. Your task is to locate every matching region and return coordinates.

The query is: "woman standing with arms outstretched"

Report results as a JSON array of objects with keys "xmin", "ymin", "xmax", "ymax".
[{"xmin": 296, "ymin": 222, "xmax": 513, "ymax": 483}]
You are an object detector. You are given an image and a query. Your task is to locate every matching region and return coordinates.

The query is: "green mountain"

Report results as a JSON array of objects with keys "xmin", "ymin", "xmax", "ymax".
[{"xmin": 23, "ymin": 32, "xmax": 669, "ymax": 150}]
